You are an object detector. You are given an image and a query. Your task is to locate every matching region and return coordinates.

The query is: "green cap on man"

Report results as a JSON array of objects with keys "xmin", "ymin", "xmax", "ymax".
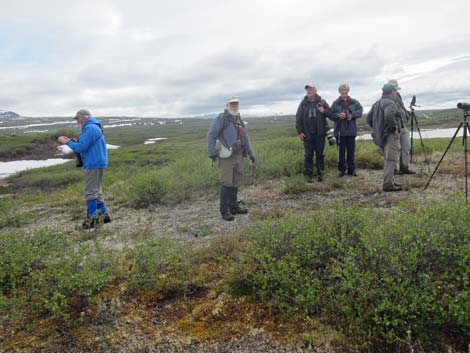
[{"xmin": 382, "ymin": 82, "xmax": 400, "ymax": 94}]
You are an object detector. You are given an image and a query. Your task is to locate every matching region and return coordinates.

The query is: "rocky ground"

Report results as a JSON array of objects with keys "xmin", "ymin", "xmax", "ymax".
[
  {"xmin": 23, "ymin": 168, "xmax": 459, "ymax": 246},
  {"xmin": 5, "ymin": 168, "xmax": 465, "ymax": 353}
]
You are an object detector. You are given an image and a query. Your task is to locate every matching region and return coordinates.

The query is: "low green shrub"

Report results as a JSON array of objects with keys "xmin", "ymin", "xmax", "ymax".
[
  {"xmin": 355, "ymin": 150, "xmax": 384, "ymax": 169},
  {"xmin": 282, "ymin": 175, "xmax": 311, "ymax": 194},
  {"xmin": 126, "ymin": 236, "xmax": 197, "ymax": 296},
  {"xmin": 0, "ymin": 228, "xmax": 119, "ymax": 319},
  {"xmin": 238, "ymin": 199, "xmax": 470, "ymax": 352},
  {"xmin": 0, "ymin": 198, "xmax": 32, "ymax": 229},
  {"xmin": 12, "ymin": 163, "xmax": 81, "ymax": 191},
  {"xmin": 123, "ymin": 149, "xmax": 218, "ymax": 207}
]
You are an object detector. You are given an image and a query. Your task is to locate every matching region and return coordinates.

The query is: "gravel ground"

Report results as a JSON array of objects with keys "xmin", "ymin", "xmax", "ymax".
[{"xmin": 4, "ymin": 169, "xmax": 462, "ymax": 353}]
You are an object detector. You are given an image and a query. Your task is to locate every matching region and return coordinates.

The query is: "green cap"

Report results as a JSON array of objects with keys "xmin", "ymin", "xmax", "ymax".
[
  {"xmin": 387, "ymin": 79, "xmax": 401, "ymax": 90},
  {"xmin": 73, "ymin": 109, "xmax": 91, "ymax": 120},
  {"xmin": 382, "ymin": 82, "xmax": 399, "ymax": 94}
]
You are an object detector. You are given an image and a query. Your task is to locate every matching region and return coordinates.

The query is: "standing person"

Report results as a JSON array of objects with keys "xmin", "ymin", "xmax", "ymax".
[
  {"xmin": 295, "ymin": 84, "xmax": 330, "ymax": 183},
  {"xmin": 366, "ymin": 83, "xmax": 402, "ymax": 192},
  {"xmin": 388, "ymin": 79, "xmax": 416, "ymax": 175},
  {"xmin": 207, "ymin": 96, "xmax": 255, "ymax": 221},
  {"xmin": 57, "ymin": 109, "xmax": 111, "ymax": 228},
  {"xmin": 329, "ymin": 84, "xmax": 363, "ymax": 177}
]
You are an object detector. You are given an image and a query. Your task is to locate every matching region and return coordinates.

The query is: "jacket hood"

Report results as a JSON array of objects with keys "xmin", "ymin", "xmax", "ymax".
[{"xmin": 84, "ymin": 116, "xmax": 102, "ymax": 128}]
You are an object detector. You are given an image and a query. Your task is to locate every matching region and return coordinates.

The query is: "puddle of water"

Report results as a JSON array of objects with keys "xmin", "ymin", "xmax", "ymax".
[
  {"xmin": 144, "ymin": 137, "xmax": 168, "ymax": 145},
  {"xmin": 0, "ymin": 159, "xmax": 71, "ymax": 179},
  {"xmin": 0, "ymin": 121, "xmax": 73, "ymax": 130},
  {"xmin": 104, "ymin": 123, "xmax": 133, "ymax": 128},
  {"xmin": 357, "ymin": 128, "xmax": 470, "ymax": 141}
]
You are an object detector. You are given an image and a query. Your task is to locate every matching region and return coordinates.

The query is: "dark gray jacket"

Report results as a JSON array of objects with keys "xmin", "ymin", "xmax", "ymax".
[
  {"xmin": 295, "ymin": 95, "xmax": 330, "ymax": 136},
  {"xmin": 207, "ymin": 110, "xmax": 254, "ymax": 159},
  {"xmin": 329, "ymin": 96, "xmax": 363, "ymax": 137},
  {"xmin": 394, "ymin": 92, "xmax": 409, "ymax": 128},
  {"xmin": 367, "ymin": 95, "xmax": 401, "ymax": 147}
]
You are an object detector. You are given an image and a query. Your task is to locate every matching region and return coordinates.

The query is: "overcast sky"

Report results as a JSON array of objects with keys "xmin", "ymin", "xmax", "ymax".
[{"xmin": 1, "ymin": 0, "xmax": 469, "ymax": 117}]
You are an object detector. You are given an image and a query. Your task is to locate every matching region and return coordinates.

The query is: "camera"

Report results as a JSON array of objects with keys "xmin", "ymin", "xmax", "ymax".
[
  {"xmin": 326, "ymin": 129, "xmax": 336, "ymax": 146},
  {"xmin": 457, "ymin": 102, "xmax": 470, "ymax": 110},
  {"xmin": 70, "ymin": 139, "xmax": 83, "ymax": 167}
]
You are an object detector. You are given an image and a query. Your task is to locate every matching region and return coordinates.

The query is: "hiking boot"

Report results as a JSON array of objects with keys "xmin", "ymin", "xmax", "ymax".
[
  {"xmin": 220, "ymin": 186, "xmax": 235, "ymax": 220},
  {"xmin": 100, "ymin": 212, "xmax": 112, "ymax": 224},
  {"xmin": 383, "ymin": 185, "xmax": 402, "ymax": 192},
  {"xmin": 399, "ymin": 168, "xmax": 416, "ymax": 175},
  {"xmin": 338, "ymin": 171, "xmax": 346, "ymax": 177},
  {"xmin": 348, "ymin": 171, "xmax": 358, "ymax": 177},
  {"xmin": 229, "ymin": 187, "xmax": 248, "ymax": 214},
  {"xmin": 231, "ymin": 202, "xmax": 248, "ymax": 214},
  {"xmin": 82, "ymin": 216, "xmax": 99, "ymax": 229},
  {"xmin": 317, "ymin": 173, "xmax": 323, "ymax": 182},
  {"xmin": 221, "ymin": 212, "xmax": 235, "ymax": 221},
  {"xmin": 306, "ymin": 175, "xmax": 313, "ymax": 184}
]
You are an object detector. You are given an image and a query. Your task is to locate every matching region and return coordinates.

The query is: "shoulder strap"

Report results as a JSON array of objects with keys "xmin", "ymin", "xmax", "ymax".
[{"xmin": 216, "ymin": 114, "xmax": 231, "ymax": 148}]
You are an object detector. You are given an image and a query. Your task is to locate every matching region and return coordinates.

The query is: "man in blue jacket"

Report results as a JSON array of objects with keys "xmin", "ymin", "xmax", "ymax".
[
  {"xmin": 57, "ymin": 109, "xmax": 111, "ymax": 229},
  {"xmin": 329, "ymin": 84, "xmax": 363, "ymax": 177},
  {"xmin": 207, "ymin": 96, "xmax": 255, "ymax": 221}
]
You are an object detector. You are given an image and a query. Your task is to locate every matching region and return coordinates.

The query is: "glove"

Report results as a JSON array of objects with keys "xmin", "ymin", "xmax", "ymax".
[{"xmin": 209, "ymin": 155, "xmax": 218, "ymax": 161}]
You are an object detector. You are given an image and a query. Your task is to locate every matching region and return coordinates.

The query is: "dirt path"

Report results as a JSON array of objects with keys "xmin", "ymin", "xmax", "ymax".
[{"xmin": 19, "ymin": 169, "xmax": 460, "ymax": 250}]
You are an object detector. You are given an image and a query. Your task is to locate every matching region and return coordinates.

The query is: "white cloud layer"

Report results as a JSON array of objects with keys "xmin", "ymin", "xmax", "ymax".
[{"xmin": 1, "ymin": 0, "xmax": 469, "ymax": 117}]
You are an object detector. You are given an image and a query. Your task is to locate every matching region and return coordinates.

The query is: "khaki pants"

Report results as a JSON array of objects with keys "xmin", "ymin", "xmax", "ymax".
[
  {"xmin": 84, "ymin": 169, "xmax": 104, "ymax": 202},
  {"xmin": 399, "ymin": 127, "xmax": 411, "ymax": 170},
  {"xmin": 219, "ymin": 152, "xmax": 243, "ymax": 187},
  {"xmin": 383, "ymin": 134, "xmax": 400, "ymax": 189}
]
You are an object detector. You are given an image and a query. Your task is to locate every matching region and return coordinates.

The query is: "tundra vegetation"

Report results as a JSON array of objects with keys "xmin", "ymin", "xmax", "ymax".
[{"xmin": 1, "ymin": 113, "xmax": 469, "ymax": 352}]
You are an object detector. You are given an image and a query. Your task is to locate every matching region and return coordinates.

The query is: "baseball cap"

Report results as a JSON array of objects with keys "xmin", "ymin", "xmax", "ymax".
[
  {"xmin": 387, "ymin": 79, "xmax": 401, "ymax": 90},
  {"xmin": 382, "ymin": 82, "xmax": 399, "ymax": 94},
  {"xmin": 305, "ymin": 84, "xmax": 316, "ymax": 90},
  {"xmin": 227, "ymin": 96, "xmax": 240, "ymax": 104},
  {"xmin": 73, "ymin": 109, "xmax": 91, "ymax": 120}
]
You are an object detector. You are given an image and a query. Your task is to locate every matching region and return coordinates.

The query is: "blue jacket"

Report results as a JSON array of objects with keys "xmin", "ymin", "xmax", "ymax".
[
  {"xmin": 207, "ymin": 110, "xmax": 254, "ymax": 159},
  {"xmin": 329, "ymin": 96, "xmax": 363, "ymax": 137},
  {"xmin": 66, "ymin": 117, "xmax": 108, "ymax": 169}
]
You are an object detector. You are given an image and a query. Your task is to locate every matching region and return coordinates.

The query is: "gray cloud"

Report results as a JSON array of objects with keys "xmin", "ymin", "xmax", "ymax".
[{"xmin": 0, "ymin": 0, "xmax": 469, "ymax": 117}]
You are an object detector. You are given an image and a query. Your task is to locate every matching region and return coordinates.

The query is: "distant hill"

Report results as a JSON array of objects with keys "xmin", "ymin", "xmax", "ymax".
[{"xmin": 0, "ymin": 110, "xmax": 20, "ymax": 118}]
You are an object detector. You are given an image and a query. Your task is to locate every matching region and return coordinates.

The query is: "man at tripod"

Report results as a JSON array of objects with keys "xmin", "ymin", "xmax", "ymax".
[
  {"xmin": 388, "ymin": 79, "xmax": 416, "ymax": 175},
  {"xmin": 367, "ymin": 82, "xmax": 403, "ymax": 192}
]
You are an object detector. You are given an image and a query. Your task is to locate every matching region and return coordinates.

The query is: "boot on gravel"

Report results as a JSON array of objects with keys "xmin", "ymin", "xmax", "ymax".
[
  {"xmin": 229, "ymin": 187, "xmax": 248, "ymax": 214},
  {"xmin": 220, "ymin": 186, "xmax": 235, "ymax": 221}
]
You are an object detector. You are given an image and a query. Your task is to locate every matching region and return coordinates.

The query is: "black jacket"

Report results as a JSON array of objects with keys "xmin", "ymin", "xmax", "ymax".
[{"xmin": 295, "ymin": 95, "xmax": 330, "ymax": 136}]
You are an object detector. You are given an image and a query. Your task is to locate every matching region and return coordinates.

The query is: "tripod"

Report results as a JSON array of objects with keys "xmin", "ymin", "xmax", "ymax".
[
  {"xmin": 424, "ymin": 108, "xmax": 470, "ymax": 203},
  {"xmin": 409, "ymin": 102, "xmax": 431, "ymax": 172}
]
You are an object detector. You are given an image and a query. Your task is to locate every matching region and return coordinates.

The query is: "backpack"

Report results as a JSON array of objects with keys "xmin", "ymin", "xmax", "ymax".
[{"xmin": 366, "ymin": 100, "xmax": 386, "ymax": 147}]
